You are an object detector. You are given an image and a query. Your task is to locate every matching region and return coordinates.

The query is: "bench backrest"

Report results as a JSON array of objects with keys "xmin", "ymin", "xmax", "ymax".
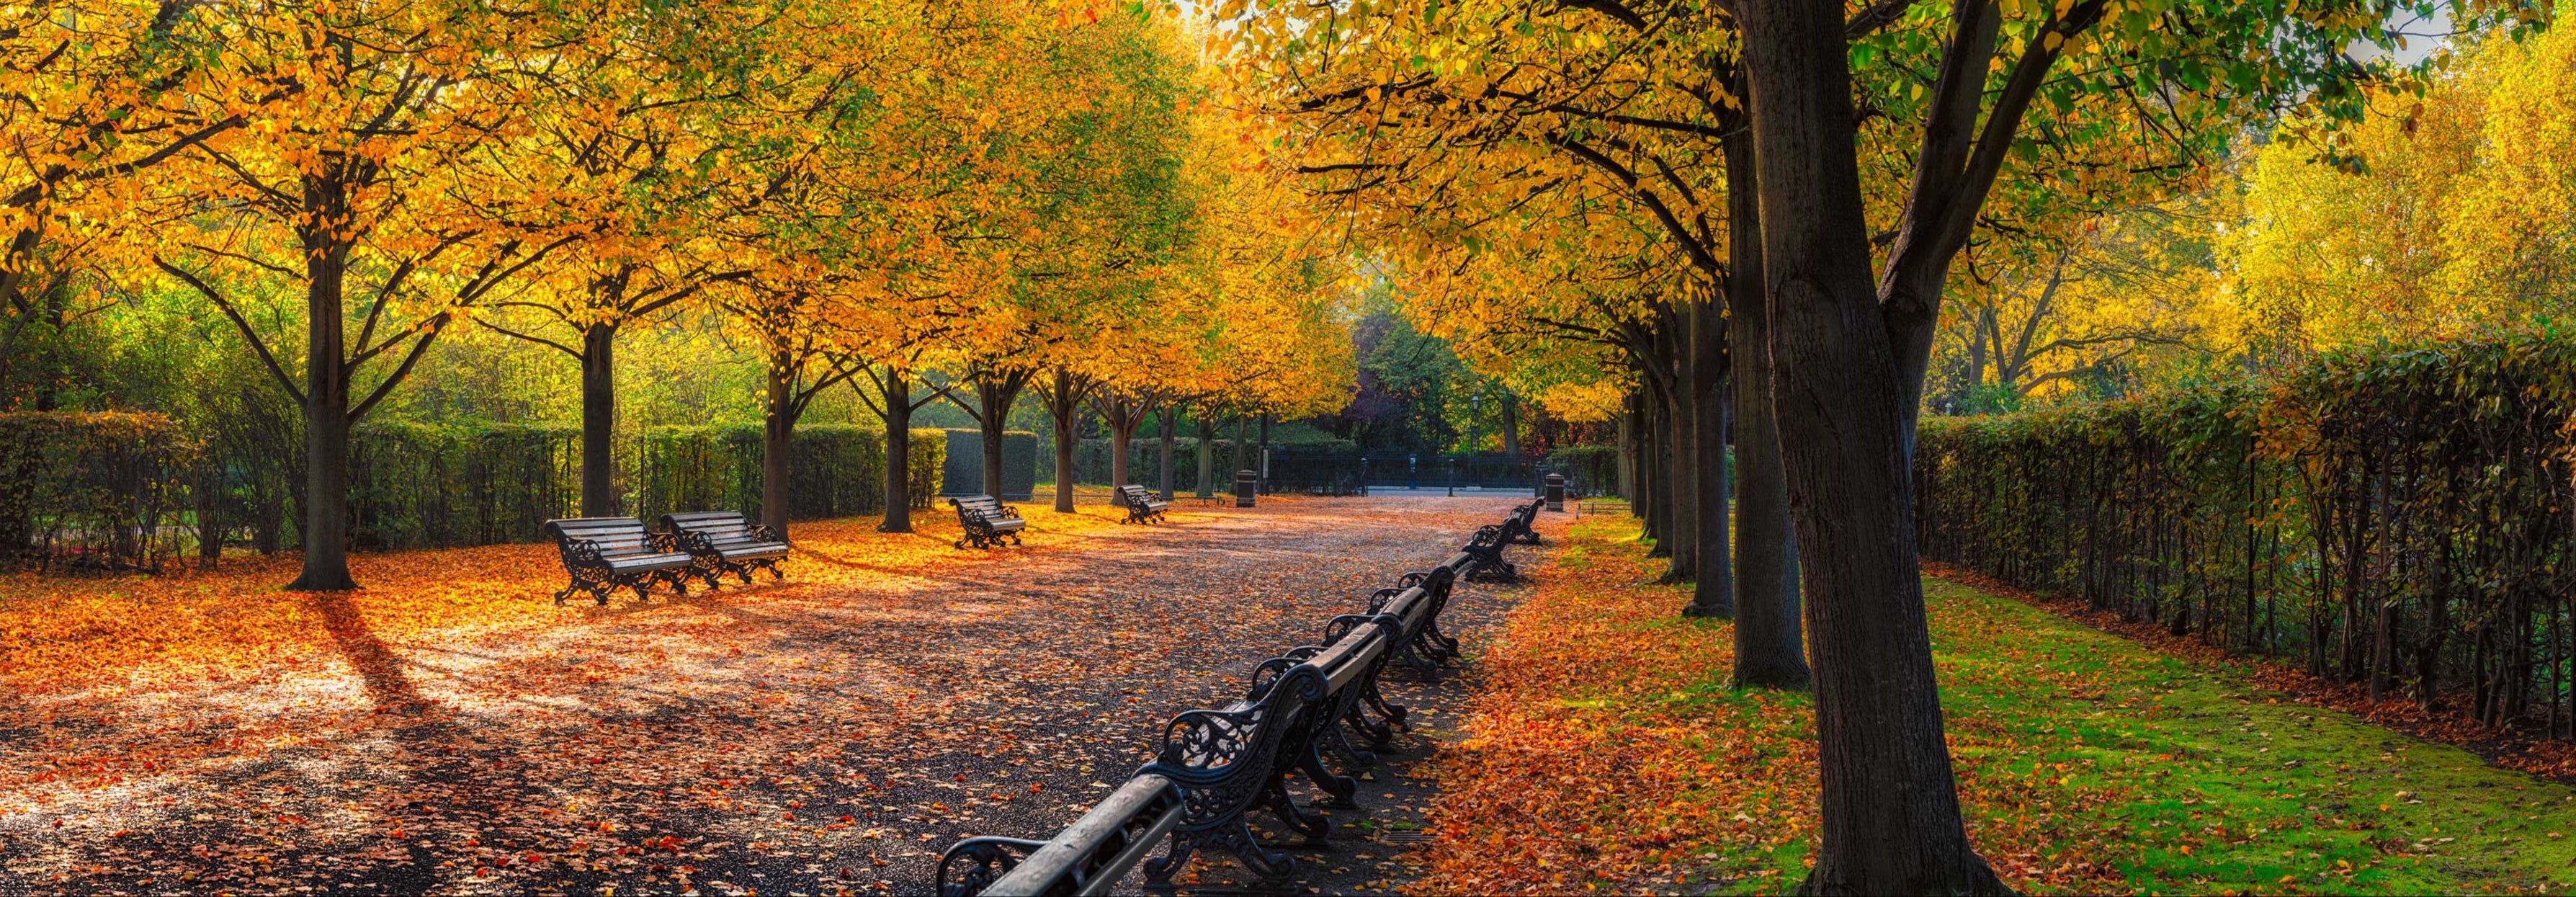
[
  {"xmin": 951, "ymin": 495, "xmax": 1013, "ymax": 517},
  {"xmin": 542, "ymin": 517, "xmax": 656, "ymax": 554},
  {"xmin": 1116, "ymin": 484, "xmax": 1152, "ymax": 505},
  {"xmin": 659, "ymin": 510, "xmax": 758, "ymax": 540}
]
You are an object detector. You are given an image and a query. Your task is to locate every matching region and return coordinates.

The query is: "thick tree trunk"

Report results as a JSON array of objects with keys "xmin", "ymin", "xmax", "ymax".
[
  {"xmin": 1683, "ymin": 292, "xmax": 1733, "ymax": 616},
  {"xmin": 1158, "ymin": 407, "xmax": 1177, "ymax": 499},
  {"xmin": 1050, "ymin": 368, "xmax": 1078, "ymax": 514},
  {"xmin": 289, "ymin": 246, "xmax": 356, "ymax": 592},
  {"xmin": 578, "ymin": 323, "xmax": 617, "ymax": 517},
  {"xmin": 1501, "ymin": 398, "xmax": 1521, "ymax": 457},
  {"xmin": 1739, "ymin": 1, "xmax": 2003, "ymax": 892},
  {"xmin": 1660, "ymin": 366, "xmax": 1698, "ymax": 582},
  {"xmin": 1195, "ymin": 416, "xmax": 1217, "ymax": 498},
  {"xmin": 1725, "ymin": 113, "xmax": 1811, "ymax": 689},
  {"xmin": 1642, "ymin": 380, "xmax": 1671, "ymax": 555},
  {"xmin": 975, "ymin": 375, "xmax": 1024, "ymax": 501},
  {"xmin": 761, "ymin": 350, "xmax": 797, "ymax": 540},
  {"xmin": 1110, "ymin": 424, "xmax": 1133, "ymax": 491},
  {"xmin": 1617, "ymin": 393, "xmax": 1639, "ymax": 501},
  {"xmin": 878, "ymin": 367, "xmax": 913, "ymax": 533}
]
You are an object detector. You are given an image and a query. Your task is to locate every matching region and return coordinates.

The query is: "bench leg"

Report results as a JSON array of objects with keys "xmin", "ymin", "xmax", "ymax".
[
  {"xmin": 1297, "ymin": 739, "xmax": 1359, "ymax": 809},
  {"xmin": 1262, "ymin": 772, "xmax": 1332, "ymax": 846},
  {"xmin": 766, "ymin": 561, "xmax": 784, "ymax": 581},
  {"xmin": 553, "ymin": 585, "xmax": 574, "ymax": 606}
]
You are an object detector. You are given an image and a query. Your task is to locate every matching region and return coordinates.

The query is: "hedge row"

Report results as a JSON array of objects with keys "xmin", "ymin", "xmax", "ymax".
[
  {"xmin": 1917, "ymin": 334, "xmax": 2576, "ymax": 736},
  {"xmin": 0, "ymin": 416, "xmax": 945, "ymax": 570}
]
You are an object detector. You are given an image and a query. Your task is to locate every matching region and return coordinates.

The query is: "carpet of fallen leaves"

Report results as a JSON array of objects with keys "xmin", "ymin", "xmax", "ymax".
[
  {"xmin": 0, "ymin": 495, "xmax": 1531, "ymax": 896},
  {"xmin": 1408, "ymin": 517, "xmax": 2576, "ymax": 896}
]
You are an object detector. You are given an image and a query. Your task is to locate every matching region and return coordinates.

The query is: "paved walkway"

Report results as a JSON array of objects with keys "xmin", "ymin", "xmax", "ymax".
[{"xmin": 1, "ymin": 497, "xmax": 1553, "ymax": 896}]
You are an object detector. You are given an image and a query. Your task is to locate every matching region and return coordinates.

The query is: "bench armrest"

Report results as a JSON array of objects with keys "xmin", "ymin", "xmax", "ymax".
[
  {"xmin": 747, "ymin": 523, "xmax": 782, "ymax": 543},
  {"xmin": 558, "ymin": 537, "xmax": 608, "ymax": 566},
  {"xmin": 936, "ymin": 836, "xmax": 1049, "ymax": 897}
]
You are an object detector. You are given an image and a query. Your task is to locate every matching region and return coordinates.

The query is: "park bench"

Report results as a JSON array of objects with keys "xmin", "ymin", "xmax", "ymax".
[
  {"xmin": 935, "ymin": 775, "xmax": 1185, "ymax": 897},
  {"xmin": 1457, "ymin": 522, "xmax": 1520, "ymax": 582},
  {"xmin": 1501, "ymin": 499, "xmax": 1543, "ymax": 545},
  {"xmin": 1114, "ymin": 484, "xmax": 1171, "ymax": 525},
  {"xmin": 657, "ymin": 511, "xmax": 790, "ymax": 586},
  {"xmin": 949, "ymin": 494, "xmax": 1027, "ymax": 550},
  {"xmin": 540, "ymin": 517, "xmax": 695, "ymax": 605}
]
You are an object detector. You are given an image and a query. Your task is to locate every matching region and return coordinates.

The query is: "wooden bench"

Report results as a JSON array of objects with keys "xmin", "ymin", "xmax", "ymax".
[
  {"xmin": 936, "ymin": 775, "xmax": 1184, "ymax": 897},
  {"xmin": 657, "ymin": 511, "xmax": 789, "ymax": 586},
  {"xmin": 1457, "ymin": 522, "xmax": 1519, "ymax": 582},
  {"xmin": 1132, "ymin": 644, "xmax": 1346, "ymax": 888},
  {"xmin": 1114, "ymin": 484, "xmax": 1171, "ymax": 525},
  {"xmin": 1501, "ymin": 499, "xmax": 1543, "ymax": 545},
  {"xmin": 948, "ymin": 495, "xmax": 1027, "ymax": 550},
  {"xmin": 540, "ymin": 517, "xmax": 695, "ymax": 605}
]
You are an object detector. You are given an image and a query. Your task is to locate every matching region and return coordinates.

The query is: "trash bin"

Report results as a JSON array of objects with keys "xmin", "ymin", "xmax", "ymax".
[
  {"xmin": 1233, "ymin": 469, "xmax": 1257, "ymax": 508},
  {"xmin": 1545, "ymin": 473, "xmax": 1566, "ymax": 512}
]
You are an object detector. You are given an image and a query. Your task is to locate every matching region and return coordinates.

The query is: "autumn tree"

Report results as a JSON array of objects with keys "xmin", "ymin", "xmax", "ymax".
[
  {"xmin": 145, "ymin": 1, "xmax": 583, "ymax": 590},
  {"xmin": 1728, "ymin": 0, "xmax": 2505, "ymax": 889}
]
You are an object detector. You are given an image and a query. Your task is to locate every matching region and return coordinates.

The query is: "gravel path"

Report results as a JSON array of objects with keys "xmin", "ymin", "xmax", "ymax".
[{"xmin": 1, "ymin": 496, "xmax": 1555, "ymax": 896}]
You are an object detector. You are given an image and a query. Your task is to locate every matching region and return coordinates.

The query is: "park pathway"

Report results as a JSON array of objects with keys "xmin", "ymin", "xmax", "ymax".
[{"xmin": 0, "ymin": 496, "xmax": 1555, "ymax": 896}]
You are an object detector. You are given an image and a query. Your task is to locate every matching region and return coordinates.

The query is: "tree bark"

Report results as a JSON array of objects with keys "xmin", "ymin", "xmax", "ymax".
[
  {"xmin": 1195, "ymin": 416, "xmax": 1217, "ymax": 498},
  {"xmin": 877, "ymin": 366, "xmax": 913, "ymax": 533},
  {"xmin": 289, "ymin": 227, "xmax": 356, "ymax": 592},
  {"xmin": 1683, "ymin": 290, "xmax": 1733, "ymax": 617},
  {"xmin": 1725, "ymin": 110, "xmax": 1811, "ymax": 689},
  {"xmin": 1048, "ymin": 367, "xmax": 1079, "ymax": 513},
  {"xmin": 970, "ymin": 372, "xmax": 1028, "ymax": 501},
  {"xmin": 578, "ymin": 323, "xmax": 617, "ymax": 517},
  {"xmin": 1158, "ymin": 407, "xmax": 1177, "ymax": 499},
  {"xmin": 761, "ymin": 348, "xmax": 796, "ymax": 540},
  {"xmin": 1501, "ymin": 398, "xmax": 1521, "ymax": 457},
  {"xmin": 1230, "ymin": 416, "xmax": 1248, "ymax": 476},
  {"xmin": 1739, "ymin": 1, "xmax": 2003, "ymax": 891},
  {"xmin": 1109, "ymin": 421, "xmax": 1133, "ymax": 491},
  {"xmin": 1642, "ymin": 376, "xmax": 1671, "ymax": 556}
]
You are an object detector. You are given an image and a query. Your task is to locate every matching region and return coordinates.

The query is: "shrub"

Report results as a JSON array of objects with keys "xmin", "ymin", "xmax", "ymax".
[
  {"xmin": 0, "ymin": 411, "xmax": 196, "ymax": 571},
  {"xmin": 1917, "ymin": 331, "xmax": 2576, "ymax": 732}
]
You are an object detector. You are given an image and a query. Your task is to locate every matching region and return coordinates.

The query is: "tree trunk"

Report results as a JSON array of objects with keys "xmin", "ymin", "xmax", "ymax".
[
  {"xmin": 1660, "ymin": 347, "xmax": 1699, "ymax": 581},
  {"xmin": 1158, "ymin": 407, "xmax": 1177, "ymax": 499},
  {"xmin": 1739, "ymin": 1, "xmax": 2003, "ymax": 891},
  {"xmin": 1683, "ymin": 290, "xmax": 1732, "ymax": 617},
  {"xmin": 1617, "ymin": 392, "xmax": 1639, "ymax": 501},
  {"xmin": 761, "ymin": 349, "xmax": 795, "ymax": 540},
  {"xmin": 579, "ymin": 323, "xmax": 618, "ymax": 517},
  {"xmin": 289, "ymin": 241, "xmax": 356, "ymax": 592},
  {"xmin": 1501, "ymin": 398, "xmax": 1521, "ymax": 457},
  {"xmin": 877, "ymin": 367, "xmax": 913, "ymax": 533},
  {"xmin": 1725, "ymin": 111, "xmax": 1811, "ymax": 689},
  {"xmin": 975, "ymin": 375, "xmax": 1024, "ymax": 501},
  {"xmin": 1642, "ymin": 378, "xmax": 1671, "ymax": 555},
  {"xmin": 1110, "ymin": 421, "xmax": 1133, "ymax": 491},
  {"xmin": 1050, "ymin": 367, "xmax": 1078, "ymax": 513},
  {"xmin": 1256, "ymin": 412, "xmax": 1270, "ymax": 486},
  {"xmin": 1196, "ymin": 416, "xmax": 1217, "ymax": 498}
]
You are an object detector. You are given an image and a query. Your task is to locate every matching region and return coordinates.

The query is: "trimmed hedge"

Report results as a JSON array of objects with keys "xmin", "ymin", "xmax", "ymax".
[
  {"xmin": 0, "ymin": 411, "xmax": 195, "ymax": 571},
  {"xmin": 1916, "ymin": 333, "xmax": 2576, "ymax": 734},
  {"xmin": 634, "ymin": 424, "xmax": 944, "ymax": 524}
]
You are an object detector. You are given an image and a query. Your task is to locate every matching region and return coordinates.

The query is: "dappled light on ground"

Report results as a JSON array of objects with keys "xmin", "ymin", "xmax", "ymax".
[{"xmin": 0, "ymin": 496, "xmax": 1526, "ymax": 896}]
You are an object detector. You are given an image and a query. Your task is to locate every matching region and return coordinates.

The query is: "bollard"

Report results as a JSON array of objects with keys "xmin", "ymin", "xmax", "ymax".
[
  {"xmin": 1233, "ymin": 469, "xmax": 1257, "ymax": 508},
  {"xmin": 1545, "ymin": 473, "xmax": 1566, "ymax": 512}
]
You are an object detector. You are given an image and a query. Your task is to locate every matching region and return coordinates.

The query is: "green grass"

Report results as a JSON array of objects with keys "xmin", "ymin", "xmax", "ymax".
[{"xmin": 1699, "ymin": 575, "xmax": 2576, "ymax": 895}]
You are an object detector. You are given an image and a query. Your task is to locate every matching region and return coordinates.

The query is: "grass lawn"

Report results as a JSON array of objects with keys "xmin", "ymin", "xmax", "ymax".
[{"xmin": 1408, "ymin": 516, "xmax": 2576, "ymax": 896}]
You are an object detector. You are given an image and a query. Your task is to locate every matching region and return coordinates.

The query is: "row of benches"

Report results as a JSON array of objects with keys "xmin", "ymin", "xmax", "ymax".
[
  {"xmin": 947, "ymin": 485, "xmax": 1173, "ymax": 550},
  {"xmin": 545, "ymin": 483, "xmax": 1191, "ymax": 602},
  {"xmin": 934, "ymin": 499, "xmax": 1545, "ymax": 896}
]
